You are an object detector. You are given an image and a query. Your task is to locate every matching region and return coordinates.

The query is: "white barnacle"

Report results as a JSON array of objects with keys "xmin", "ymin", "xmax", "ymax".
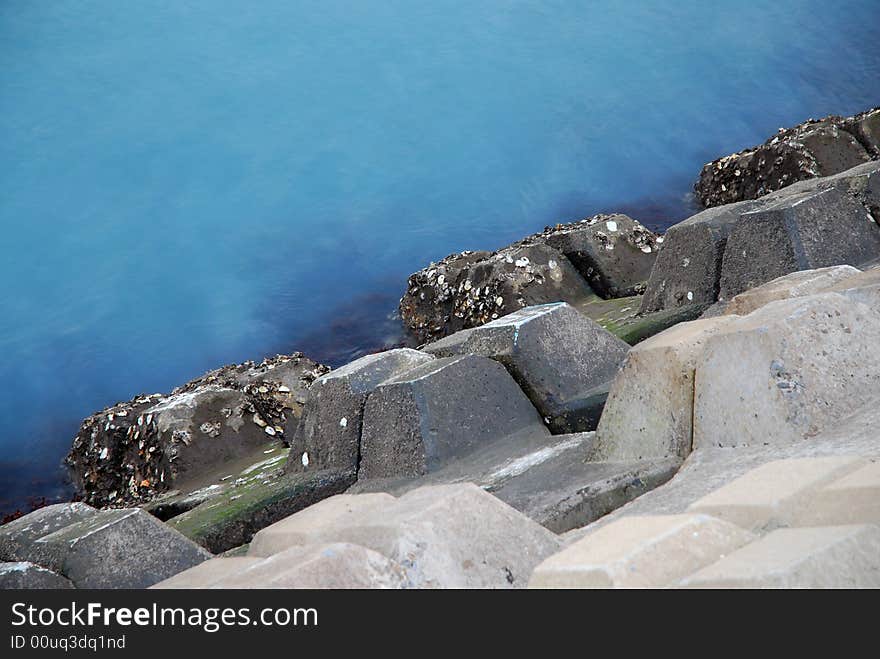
[
  {"xmin": 264, "ymin": 426, "xmax": 276, "ymax": 436},
  {"xmin": 339, "ymin": 417, "xmax": 348, "ymax": 428},
  {"xmin": 547, "ymin": 259, "xmax": 558, "ymax": 269},
  {"xmin": 687, "ymin": 291, "xmax": 694, "ymax": 301},
  {"xmin": 301, "ymin": 452, "xmax": 310, "ymax": 467},
  {"xmin": 99, "ymin": 447, "xmax": 109, "ymax": 460},
  {"xmin": 605, "ymin": 220, "xmax": 618, "ymax": 232}
]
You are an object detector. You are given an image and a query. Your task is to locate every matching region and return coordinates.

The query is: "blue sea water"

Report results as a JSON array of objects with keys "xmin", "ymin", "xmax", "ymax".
[{"xmin": 1, "ymin": 1, "xmax": 879, "ymax": 515}]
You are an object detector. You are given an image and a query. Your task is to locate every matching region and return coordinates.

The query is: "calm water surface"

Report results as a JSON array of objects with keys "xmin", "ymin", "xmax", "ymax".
[{"xmin": 1, "ymin": 1, "xmax": 879, "ymax": 514}]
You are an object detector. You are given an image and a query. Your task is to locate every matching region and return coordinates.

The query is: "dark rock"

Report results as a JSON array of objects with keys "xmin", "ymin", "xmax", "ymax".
[
  {"xmin": 29, "ymin": 508, "xmax": 211, "ymax": 588},
  {"xmin": 525, "ymin": 214, "xmax": 659, "ymax": 298},
  {"xmin": 695, "ymin": 111, "xmax": 874, "ymax": 208},
  {"xmin": 719, "ymin": 186, "xmax": 880, "ymax": 299},
  {"xmin": 66, "ymin": 353, "xmax": 329, "ymax": 508},
  {"xmin": 842, "ymin": 107, "xmax": 880, "ymax": 158},
  {"xmin": 359, "ymin": 355, "xmax": 549, "ymax": 480},
  {"xmin": 399, "ymin": 243, "xmax": 595, "ymax": 344},
  {"xmin": 287, "ymin": 349, "xmax": 434, "ymax": 476},
  {"xmin": 423, "ymin": 302, "xmax": 629, "ymax": 433},
  {"xmin": 0, "ymin": 562, "xmax": 74, "ymax": 589}
]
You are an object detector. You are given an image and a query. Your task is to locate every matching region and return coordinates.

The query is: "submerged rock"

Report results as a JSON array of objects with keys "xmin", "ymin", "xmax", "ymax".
[
  {"xmin": 66, "ymin": 352, "xmax": 329, "ymax": 508},
  {"xmin": 694, "ymin": 108, "xmax": 878, "ymax": 208}
]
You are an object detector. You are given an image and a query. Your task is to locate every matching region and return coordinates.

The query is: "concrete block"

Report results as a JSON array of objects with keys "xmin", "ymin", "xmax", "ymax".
[
  {"xmin": 794, "ymin": 459, "xmax": 880, "ymax": 526},
  {"xmin": 640, "ymin": 200, "xmax": 760, "ymax": 313},
  {"xmin": 681, "ymin": 525, "xmax": 880, "ymax": 588},
  {"xmin": 0, "ymin": 502, "xmax": 97, "ymax": 563},
  {"xmin": 536, "ymin": 214, "xmax": 660, "ymax": 298},
  {"xmin": 528, "ymin": 514, "xmax": 755, "ymax": 588},
  {"xmin": 687, "ymin": 457, "xmax": 865, "ymax": 531},
  {"xmin": 424, "ymin": 303, "xmax": 629, "ymax": 433},
  {"xmin": 694, "ymin": 293, "xmax": 880, "ymax": 449},
  {"xmin": 0, "ymin": 562, "xmax": 74, "ymax": 589},
  {"xmin": 592, "ymin": 316, "xmax": 737, "ymax": 462},
  {"xmin": 212, "ymin": 543, "xmax": 408, "ymax": 589},
  {"xmin": 288, "ymin": 349, "xmax": 434, "ymax": 474},
  {"xmin": 359, "ymin": 355, "xmax": 549, "ymax": 480},
  {"xmin": 33, "ymin": 508, "xmax": 211, "ymax": 589},
  {"xmin": 150, "ymin": 557, "xmax": 262, "ymax": 589},
  {"xmin": 261, "ymin": 483, "xmax": 562, "ymax": 588},
  {"xmin": 248, "ymin": 493, "xmax": 396, "ymax": 557},
  {"xmin": 719, "ymin": 186, "xmax": 880, "ymax": 299},
  {"xmin": 723, "ymin": 265, "xmax": 861, "ymax": 316}
]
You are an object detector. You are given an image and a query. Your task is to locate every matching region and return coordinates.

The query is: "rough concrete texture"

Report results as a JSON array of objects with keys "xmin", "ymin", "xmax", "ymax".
[
  {"xmin": 287, "ymin": 349, "xmax": 434, "ymax": 475},
  {"xmin": 694, "ymin": 111, "xmax": 874, "ymax": 208},
  {"xmin": 592, "ymin": 316, "xmax": 738, "ymax": 462},
  {"xmin": 0, "ymin": 502, "xmax": 97, "ymax": 563},
  {"xmin": 0, "ymin": 562, "xmax": 75, "ymax": 589},
  {"xmin": 354, "ymin": 431, "xmax": 679, "ymax": 534},
  {"xmin": 66, "ymin": 353, "xmax": 329, "ymax": 507},
  {"xmin": 640, "ymin": 200, "xmax": 761, "ymax": 313},
  {"xmin": 723, "ymin": 265, "xmax": 861, "ymax": 316},
  {"xmin": 32, "ymin": 508, "xmax": 211, "ymax": 589},
  {"xmin": 533, "ymin": 214, "xmax": 660, "ymax": 298},
  {"xmin": 359, "ymin": 354, "xmax": 549, "ymax": 480},
  {"xmin": 423, "ymin": 303, "xmax": 630, "ymax": 433},
  {"xmin": 687, "ymin": 457, "xmax": 865, "ymax": 531},
  {"xmin": 681, "ymin": 525, "xmax": 880, "ymax": 588},
  {"xmin": 399, "ymin": 243, "xmax": 596, "ymax": 344},
  {"xmin": 718, "ymin": 186, "xmax": 880, "ymax": 299},
  {"xmin": 151, "ymin": 556, "xmax": 262, "ymax": 589},
  {"xmin": 208, "ymin": 543, "xmax": 408, "ymax": 589},
  {"xmin": 694, "ymin": 293, "xmax": 880, "ymax": 449},
  {"xmin": 793, "ymin": 459, "xmax": 880, "ymax": 527},
  {"xmin": 242, "ymin": 483, "xmax": 562, "ymax": 588},
  {"xmin": 529, "ymin": 514, "xmax": 754, "ymax": 588},
  {"xmin": 248, "ymin": 493, "xmax": 396, "ymax": 557}
]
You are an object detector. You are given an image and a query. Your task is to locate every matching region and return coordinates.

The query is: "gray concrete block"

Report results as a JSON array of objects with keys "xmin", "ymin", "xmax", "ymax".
[
  {"xmin": 719, "ymin": 186, "xmax": 880, "ymax": 299},
  {"xmin": 288, "ymin": 349, "xmax": 434, "ymax": 475},
  {"xmin": 424, "ymin": 303, "xmax": 629, "ymax": 433},
  {"xmin": 681, "ymin": 525, "xmax": 880, "ymax": 588},
  {"xmin": 0, "ymin": 502, "xmax": 97, "ymax": 563},
  {"xmin": 0, "ymin": 562, "xmax": 74, "ymax": 589},
  {"xmin": 793, "ymin": 459, "xmax": 880, "ymax": 527},
  {"xmin": 640, "ymin": 200, "xmax": 761, "ymax": 313},
  {"xmin": 359, "ymin": 355, "xmax": 549, "ymax": 480},
  {"xmin": 536, "ymin": 214, "xmax": 660, "ymax": 298},
  {"xmin": 33, "ymin": 508, "xmax": 212, "ymax": 589}
]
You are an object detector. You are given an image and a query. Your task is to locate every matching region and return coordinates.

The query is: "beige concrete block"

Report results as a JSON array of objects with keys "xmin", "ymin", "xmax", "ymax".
[
  {"xmin": 528, "ymin": 514, "xmax": 754, "ymax": 588},
  {"xmin": 592, "ymin": 316, "xmax": 738, "ymax": 462},
  {"xmin": 723, "ymin": 265, "xmax": 860, "ymax": 316},
  {"xmin": 794, "ymin": 459, "xmax": 880, "ymax": 526},
  {"xmin": 694, "ymin": 293, "xmax": 880, "ymax": 449},
  {"xmin": 248, "ymin": 493, "xmax": 395, "ymax": 557},
  {"xmin": 688, "ymin": 457, "xmax": 865, "ymax": 530},
  {"xmin": 214, "ymin": 543, "xmax": 408, "ymax": 589},
  {"xmin": 681, "ymin": 525, "xmax": 880, "ymax": 588},
  {"xmin": 150, "ymin": 557, "xmax": 262, "ymax": 589}
]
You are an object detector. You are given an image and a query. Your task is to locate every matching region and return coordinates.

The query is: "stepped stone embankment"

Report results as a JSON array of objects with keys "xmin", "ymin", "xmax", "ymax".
[
  {"xmin": 694, "ymin": 107, "xmax": 879, "ymax": 208},
  {"xmin": 6, "ymin": 109, "xmax": 880, "ymax": 589}
]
